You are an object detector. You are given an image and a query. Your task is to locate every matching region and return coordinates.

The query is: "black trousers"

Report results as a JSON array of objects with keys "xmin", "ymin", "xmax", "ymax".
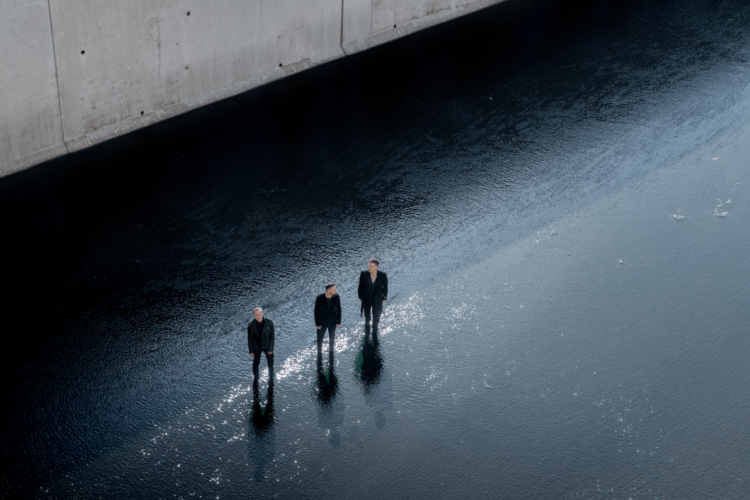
[
  {"xmin": 317, "ymin": 323, "xmax": 336, "ymax": 352},
  {"xmin": 252, "ymin": 349, "xmax": 274, "ymax": 379},
  {"xmin": 363, "ymin": 301, "xmax": 383, "ymax": 330}
]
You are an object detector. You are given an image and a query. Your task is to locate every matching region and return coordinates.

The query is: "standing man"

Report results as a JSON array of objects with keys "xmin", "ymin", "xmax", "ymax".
[
  {"xmin": 248, "ymin": 307, "xmax": 275, "ymax": 385},
  {"xmin": 358, "ymin": 258, "xmax": 388, "ymax": 332},
  {"xmin": 314, "ymin": 283, "xmax": 341, "ymax": 355}
]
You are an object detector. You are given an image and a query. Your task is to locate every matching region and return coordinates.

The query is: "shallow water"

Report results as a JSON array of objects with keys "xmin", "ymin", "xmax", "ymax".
[{"xmin": 2, "ymin": 0, "xmax": 749, "ymax": 498}]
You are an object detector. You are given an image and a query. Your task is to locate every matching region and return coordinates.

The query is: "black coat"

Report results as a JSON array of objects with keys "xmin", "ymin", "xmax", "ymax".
[
  {"xmin": 358, "ymin": 270, "xmax": 388, "ymax": 307},
  {"xmin": 314, "ymin": 293, "xmax": 342, "ymax": 327},
  {"xmin": 248, "ymin": 318, "xmax": 275, "ymax": 353}
]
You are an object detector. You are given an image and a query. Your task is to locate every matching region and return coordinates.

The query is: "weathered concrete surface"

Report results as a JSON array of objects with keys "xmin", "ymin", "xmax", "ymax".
[
  {"xmin": 49, "ymin": 0, "xmax": 344, "ymax": 153},
  {"xmin": 342, "ymin": 0, "xmax": 507, "ymax": 54},
  {"xmin": 1, "ymin": 0, "xmax": 508, "ymax": 178},
  {"xmin": 0, "ymin": 0, "xmax": 66, "ymax": 177}
]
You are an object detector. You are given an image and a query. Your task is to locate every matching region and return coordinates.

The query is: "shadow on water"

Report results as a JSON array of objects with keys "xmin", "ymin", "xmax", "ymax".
[{"xmin": 247, "ymin": 382, "xmax": 276, "ymax": 482}]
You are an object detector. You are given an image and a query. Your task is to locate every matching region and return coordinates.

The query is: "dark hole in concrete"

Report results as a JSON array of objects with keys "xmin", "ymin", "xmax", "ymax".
[
  {"xmin": 279, "ymin": 63, "xmax": 282, "ymax": 67},
  {"xmin": 393, "ymin": 24, "xmax": 397, "ymax": 28},
  {"xmin": 187, "ymin": 11, "xmax": 190, "ymax": 16},
  {"xmin": 140, "ymin": 111, "xmax": 144, "ymax": 116},
  {"xmin": 81, "ymin": 50, "xmax": 85, "ymax": 55}
]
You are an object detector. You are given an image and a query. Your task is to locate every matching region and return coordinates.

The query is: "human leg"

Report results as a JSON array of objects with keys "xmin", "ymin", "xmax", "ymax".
[
  {"xmin": 363, "ymin": 302, "xmax": 373, "ymax": 326},
  {"xmin": 264, "ymin": 349, "xmax": 275, "ymax": 385},
  {"xmin": 326, "ymin": 323, "xmax": 336, "ymax": 351},
  {"xmin": 317, "ymin": 327, "xmax": 325, "ymax": 355},
  {"xmin": 372, "ymin": 303, "xmax": 383, "ymax": 332},
  {"xmin": 252, "ymin": 350, "xmax": 262, "ymax": 378}
]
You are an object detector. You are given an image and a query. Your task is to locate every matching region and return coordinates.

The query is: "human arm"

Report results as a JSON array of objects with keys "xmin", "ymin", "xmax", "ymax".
[
  {"xmin": 268, "ymin": 321, "xmax": 274, "ymax": 355},
  {"xmin": 382, "ymin": 272, "xmax": 388, "ymax": 303},
  {"xmin": 358, "ymin": 272, "xmax": 364, "ymax": 301},
  {"xmin": 248, "ymin": 323, "xmax": 255, "ymax": 357},
  {"xmin": 336, "ymin": 295, "xmax": 342, "ymax": 326},
  {"xmin": 314, "ymin": 296, "xmax": 322, "ymax": 328}
]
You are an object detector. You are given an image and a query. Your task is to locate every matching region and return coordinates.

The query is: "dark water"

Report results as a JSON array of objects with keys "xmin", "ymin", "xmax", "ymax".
[{"xmin": 2, "ymin": 0, "xmax": 749, "ymax": 498}]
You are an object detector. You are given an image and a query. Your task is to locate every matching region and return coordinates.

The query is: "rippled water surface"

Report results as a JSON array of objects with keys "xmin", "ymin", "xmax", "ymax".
[{"xmin": 2, "ymin": 0, "xmax": 750, "ymax": 498}]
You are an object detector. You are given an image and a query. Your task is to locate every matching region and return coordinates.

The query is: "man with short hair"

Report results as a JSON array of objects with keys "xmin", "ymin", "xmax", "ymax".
[
  {"xmin": 314, "ymin": 283, "xmax": 341, "ymax": 355},
  {"xmin": 358, "ymin": 259, "xmax": 388, "ymax": 332},
  {"xmin": 248, "ymin": 307, "xmax": 275, "ymax": 384}
]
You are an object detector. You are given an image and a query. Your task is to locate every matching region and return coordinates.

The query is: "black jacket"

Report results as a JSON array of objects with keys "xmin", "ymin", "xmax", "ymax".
[
  {"xmin": 358, "ymin": 270, "xmax": 388, "ymax": 309},
  {"xmin": 314, "ymin": 293, "xmax": 342, "ymax": 327},
  {"xmin": 248, "ymin": 318, "xmax": 275, "ymax": 353}
]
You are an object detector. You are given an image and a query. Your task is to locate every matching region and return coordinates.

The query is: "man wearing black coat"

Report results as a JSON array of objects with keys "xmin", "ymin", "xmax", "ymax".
[
  {"xmin": 315, "ymin": 283, "xmax": 341, "ymax": 355},
  {"xmin": 248, "ymin": 307, "xmax": 275, "ymax": 384},
  {"xmin": 358, "ymin": 258, "xmax": 388, "ymax": 332}
]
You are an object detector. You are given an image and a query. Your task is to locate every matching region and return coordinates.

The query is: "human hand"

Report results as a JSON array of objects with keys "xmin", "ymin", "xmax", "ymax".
[
  {"xmin": 382, "ymin": 299, "xmax": 386, "ymax": 304},
  {"xmin": 336, "ymin": 324, "xmax": 340, "ymax": 328},
  {"xmin": 359, "ymin": 298, "xmax": 361, "ymax": 301},
  {"xmin": 250, "ymin": 352, "xmax": 255, "ymax": 358},
  {"xmin": 317, "ymin": 326, "xmax": 322, "ymax": 330},
  {"xmin": 268, "ymin": 351, "xmax": 272, "ymax": 355}
]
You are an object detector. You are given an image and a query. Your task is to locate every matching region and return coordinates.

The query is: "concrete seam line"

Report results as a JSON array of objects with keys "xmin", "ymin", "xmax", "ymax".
[
  {"xmin": 45, "ymin": 0, "xmax": 69, "ymax": 155},
  {"xmin": 340, "ymin": 0, "xmax": 344, "ymax": 49}
]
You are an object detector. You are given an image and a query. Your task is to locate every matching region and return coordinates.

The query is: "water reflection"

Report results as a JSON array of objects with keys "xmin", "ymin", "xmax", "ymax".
[
  {"xmin": 314, "ymin": 349, "xmax": 340, "ymax": 407},
  {"xmin": 4, "ymin": 0, "xmax": 750, "ymax": 495},
  {"xmin": 248, "ymin": 381, "xmax": 275, "ymax": 436},
  {"xmin": 247, "ymin": 381, "xmax": 276, "ymax": 481},
  {"xmin": 365, "ymin": 365, "xmax": 393, "ymax": 430},
  {"xmin": 315, "ymin": 349, "xmax": 343, "ymax": 447},
  {"xmin": 354, "ymin": 326, "xmax": 384, "ymax": 392}
]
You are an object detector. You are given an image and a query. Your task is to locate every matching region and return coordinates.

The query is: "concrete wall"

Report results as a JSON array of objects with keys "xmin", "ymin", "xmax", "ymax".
[
  {"xmin": 1, "ymin": 0, "xmax": 506, "ymax": 178},
  {"xmin": 343, "ymin": 0, "xmax": 510, "ymax": 54}
]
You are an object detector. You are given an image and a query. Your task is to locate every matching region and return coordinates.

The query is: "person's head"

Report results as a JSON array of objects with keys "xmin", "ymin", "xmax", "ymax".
[
  {"xmin": 368, "ymin": 258, "xmax": 379, "ymax": 274},
  {"xmin": 253, "ymin": 307, "xmax": 264, "ymax": 322},
  {"xmin": 325, "ymin": 283, "xmax": 337, "ymax": 296}
]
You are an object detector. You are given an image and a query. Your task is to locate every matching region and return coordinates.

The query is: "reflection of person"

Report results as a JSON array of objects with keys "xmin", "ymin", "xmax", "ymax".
[
  {"xmin": 358, "ymin": 259, "xmax": 388, "ymax": 332},
  {"xmin": 250, "ymin": 382, "xmax": 275, "ymax": 435},
  {"xmin": 355, "ymin": 328, "xmax": 384, "ymax": 391},
  {"xmin": 315, "ymin": 283, "xmax": 341, "ymax": 355},
  {"xmin": 315, "ymin": 348, "xmax": 343, "ymax": 447},
  {"xmin": 248, "ymin": 307, "xmax": 275, "ymax": 385},
  {"xmin": 247, "ymin": 382, "xmax": 275, "ymax": 481},
  {"xmin": 315, "ymin": 348, "xmax": 339, "ymax": 406}
]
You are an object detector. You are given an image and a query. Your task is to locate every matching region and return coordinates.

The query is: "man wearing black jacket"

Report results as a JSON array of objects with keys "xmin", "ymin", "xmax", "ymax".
[
  {"xmin": 358, "ymin": 258, "xmax": 388, "ymax": 332},
  {"xmin": 315, "ymin": 283, "xmax": 341, "ymax": 354},
  {"xmin": 248, "ymin": 307, "xmax": 275, "ymax": 384}
]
